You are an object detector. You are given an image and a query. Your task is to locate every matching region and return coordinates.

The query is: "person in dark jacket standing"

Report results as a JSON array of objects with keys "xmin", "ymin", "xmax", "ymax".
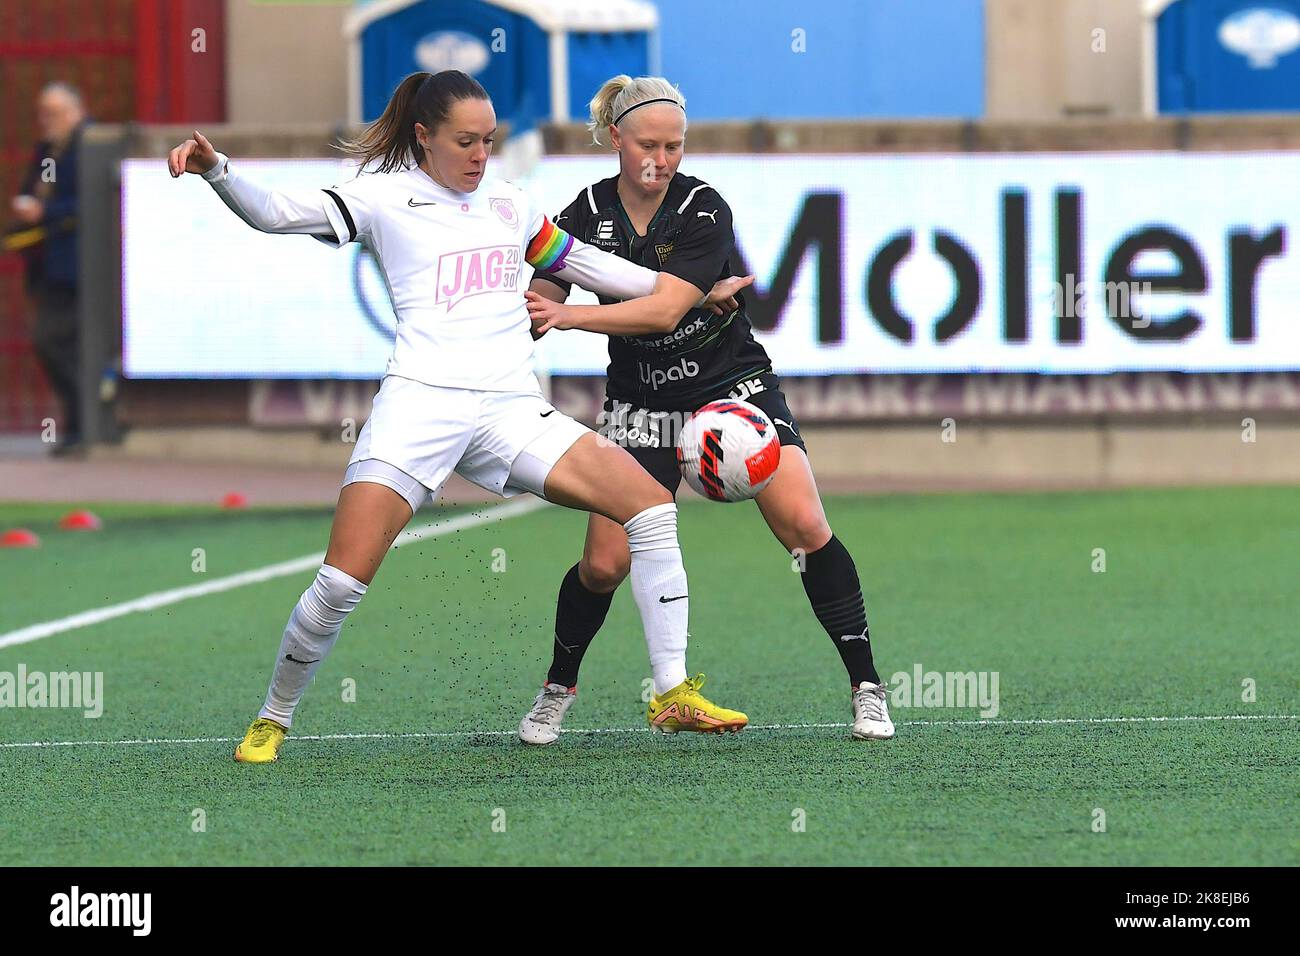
[{"xmin": 9, "ymin": 82, "xmax": 88, "ymax": 454}]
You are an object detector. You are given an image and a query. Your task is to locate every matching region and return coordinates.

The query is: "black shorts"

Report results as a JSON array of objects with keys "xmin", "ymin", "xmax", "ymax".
[{"xmin": 599, "ymin": 371, "xmax": 806, "ymax": 495}]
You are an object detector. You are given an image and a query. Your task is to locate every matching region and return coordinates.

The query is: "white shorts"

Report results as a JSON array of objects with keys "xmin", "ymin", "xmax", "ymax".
[{"xmin": 343, "ymin": 375, "xmax": 590, "ymax": 513}]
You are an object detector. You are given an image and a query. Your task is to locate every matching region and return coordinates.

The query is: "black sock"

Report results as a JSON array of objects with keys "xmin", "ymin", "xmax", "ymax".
[
  {"xmin": 801, "ymin": 535, "xmax": 881, "ymax": 686},
  {"xmin": 547, "ymin": 563, "xmax": 615, "ymax": 688}
]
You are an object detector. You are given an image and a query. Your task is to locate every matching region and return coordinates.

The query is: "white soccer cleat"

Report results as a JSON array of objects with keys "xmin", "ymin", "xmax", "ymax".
[
  {"xmin": 851, "ymin": 681, "xmax": 895, "ymax": 740},
  {"xmin": 518, "ymin": 682, "xmax": 577, "ymax": 746}
]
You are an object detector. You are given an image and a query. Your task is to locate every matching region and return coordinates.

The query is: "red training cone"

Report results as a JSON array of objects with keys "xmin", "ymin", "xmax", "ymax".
[
  {"xmin": 59, "ymin": 509, "xmax": 103, "ymax": 531},
  {"xmin": 0, "ymin": 528, "xmax": 40, "ymax": 548},
  {"xmin": 220, "ymin": 492, "xmax": 248, "ymax": 509}
]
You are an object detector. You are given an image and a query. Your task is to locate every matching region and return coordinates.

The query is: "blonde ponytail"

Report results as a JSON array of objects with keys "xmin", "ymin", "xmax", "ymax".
[{"xmin": 586, "ymin": 75, "xmax": 686, "ymax": 147}]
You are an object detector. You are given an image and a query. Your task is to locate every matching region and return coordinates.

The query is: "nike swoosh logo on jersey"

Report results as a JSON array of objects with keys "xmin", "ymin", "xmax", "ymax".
[
  {"xmin": 408, "ymin": 198, "xmax": 437, "ymax": 207},
  {"xmin": 659, "ymin": 594, "xmax": 688, "ymax": 603},
  {"xmin": 540, "ymin": 409, "xmax": 556, "ymax": 418}
]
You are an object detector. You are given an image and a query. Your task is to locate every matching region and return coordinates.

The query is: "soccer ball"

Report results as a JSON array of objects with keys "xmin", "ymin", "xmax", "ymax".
[{"xmin": 676, "ymin": 399, "xmax": 782, "ymax": 502}]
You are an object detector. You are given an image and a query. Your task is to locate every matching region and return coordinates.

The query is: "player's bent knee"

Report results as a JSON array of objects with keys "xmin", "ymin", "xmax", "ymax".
[
  {"xmin": 296, "ymin": 564, "xmax": 368, "ymax": 635},
  {"xmin": 785, "ymin": 513, "xmax": 833, "ymax": 554},
  {"xmin": 579, "ymin": 552, "xmax": 630, "ymax": 592}
]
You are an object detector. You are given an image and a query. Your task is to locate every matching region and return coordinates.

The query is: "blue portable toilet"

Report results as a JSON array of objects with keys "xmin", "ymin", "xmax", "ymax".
[
  {"xmin": 345, "ymin": 0, "xmax": 658, "ymax": 133},
  {"xmin": 1146, "ymin": 0, "xmax": 1300, "ymax": 112}
]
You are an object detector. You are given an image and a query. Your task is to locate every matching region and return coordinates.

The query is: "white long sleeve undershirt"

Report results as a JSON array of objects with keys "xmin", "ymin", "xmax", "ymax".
[
  {"xmin": 546, "ymin": 240, "xmax": 658, "ymax": 301},
  {"xmin": 200, "ymin": 152, "xmax": 335, "ymax": 239},
  {"xmin": 199, "ymin": 151, "xmax": 663, "ymax": 301}
]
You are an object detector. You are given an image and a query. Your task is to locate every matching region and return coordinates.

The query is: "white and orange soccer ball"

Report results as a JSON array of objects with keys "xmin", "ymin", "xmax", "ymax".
[{"xmin": 676, "ymin": 399, "xmax": 782, "ymax": 502}]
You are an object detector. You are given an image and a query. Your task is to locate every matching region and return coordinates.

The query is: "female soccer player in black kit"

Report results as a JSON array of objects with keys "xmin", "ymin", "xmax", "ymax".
[{"xmin": 519, "ymin": 75, "xmax": 894, "ymax": 743}]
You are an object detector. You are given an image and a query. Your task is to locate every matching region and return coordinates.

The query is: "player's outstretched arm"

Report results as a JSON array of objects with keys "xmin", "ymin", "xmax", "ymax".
[
  {"xmin": 529, "ymin": 221, "xmax": 657, "ymax": 299},
  {"xmin": 527, "ymin": 218, "xmax": 752, "ymax": 333},
  {"xmin": 526, "ymin": 273, "xmax": 753, "ymax": 337},
  {"xmin": 528, "ymin": 219, "xmax": 737, "ymax": 308},
  {"xmin": 167, "ymin": 129, "xmax": 338, "ymax": 239}
]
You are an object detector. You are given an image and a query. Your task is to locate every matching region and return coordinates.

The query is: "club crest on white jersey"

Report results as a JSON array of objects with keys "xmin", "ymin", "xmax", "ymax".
[{"xmin": 490, "ymin": 197, "xmax": 518, "ymax": 226}]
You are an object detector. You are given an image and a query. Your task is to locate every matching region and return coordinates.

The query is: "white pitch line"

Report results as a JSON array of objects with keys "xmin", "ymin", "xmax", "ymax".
[
  {"xmin": 1, "ymin": 714, "xmax": 1294, "ymax": 749},
  {"xmin": 0, "ymin": 497, "xmax": 547, "ymax": 651}
]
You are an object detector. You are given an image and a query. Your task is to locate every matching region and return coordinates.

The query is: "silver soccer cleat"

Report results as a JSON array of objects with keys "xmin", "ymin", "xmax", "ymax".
[
  {"xmin": 518, "ymin": 682, "xmax": 577, "ymax": 746},
  {"xmin": 851, "ymin": 681, "xmax": 896, "ymax": 740}
]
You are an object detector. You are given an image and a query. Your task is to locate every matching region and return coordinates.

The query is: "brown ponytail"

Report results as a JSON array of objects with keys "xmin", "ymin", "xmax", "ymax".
[{"xmin": 336, "ymin": 70, "xmax": 490, "ymax": 174}]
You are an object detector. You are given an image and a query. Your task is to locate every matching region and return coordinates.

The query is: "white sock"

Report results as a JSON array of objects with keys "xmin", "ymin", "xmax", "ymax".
[
  {"xmin": 259, "ymin": 564, "xmax": 367, "ymax": 729},
  {"xmin": 624, "ymin": 503, "xmax": 689, "ymax": 694}
]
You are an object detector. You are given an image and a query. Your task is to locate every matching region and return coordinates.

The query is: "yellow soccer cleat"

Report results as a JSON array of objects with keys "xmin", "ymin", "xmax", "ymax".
[
  {"xmin": 233, "ymin": 717, "xmax": 288, "ymax": 763},
  {"xmin": 647, "ymin": 674, "xmax": 748, "ymax": 734}
]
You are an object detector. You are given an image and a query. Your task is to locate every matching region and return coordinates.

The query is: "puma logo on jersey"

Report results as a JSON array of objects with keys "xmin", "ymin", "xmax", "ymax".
[
  {"xmin": 697, "ymin": 209, "xmax": 718, "ymax": 224},
  {"xmin": 436, "ymin": 244, "xmax": 520, "ymax": 311}
]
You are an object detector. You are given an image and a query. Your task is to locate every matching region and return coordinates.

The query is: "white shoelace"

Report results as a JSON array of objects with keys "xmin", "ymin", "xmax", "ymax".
[
  {"xmin": 853, "ymin": 684, "xmax": 889, "ymax": 723},
  {"xmin": 529, "ymin": 688, "xmax": 570, "ymax": 724}
]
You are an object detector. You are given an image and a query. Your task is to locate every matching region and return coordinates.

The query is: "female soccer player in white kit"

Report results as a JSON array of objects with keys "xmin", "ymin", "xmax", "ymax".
[{"xmin": 166, "ymin": 71, "xmax": 751, "ymax": 762}]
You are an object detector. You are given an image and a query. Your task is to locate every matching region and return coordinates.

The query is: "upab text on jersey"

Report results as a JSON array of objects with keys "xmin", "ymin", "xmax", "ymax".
[{"xmin": 639, "ymin": 357, "xmax": 700, "ymax": 391}]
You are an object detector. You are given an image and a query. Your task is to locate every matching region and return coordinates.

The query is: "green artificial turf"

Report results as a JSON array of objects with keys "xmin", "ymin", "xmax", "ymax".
[{"xmin": 0, "ymin": 487, "xmax": 1296, "ymax": 865}]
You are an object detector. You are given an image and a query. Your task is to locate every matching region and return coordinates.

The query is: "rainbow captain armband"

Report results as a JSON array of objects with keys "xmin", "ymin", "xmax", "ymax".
[{"xmin": 525, "ymin": 216, "xmax": 575, "ymax": 274}]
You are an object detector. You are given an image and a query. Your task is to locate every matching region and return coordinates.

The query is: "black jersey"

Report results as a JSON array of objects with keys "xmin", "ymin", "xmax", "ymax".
[{"xmin": 534, "ymin": 173, "xmax": 772, "ymax": 411}]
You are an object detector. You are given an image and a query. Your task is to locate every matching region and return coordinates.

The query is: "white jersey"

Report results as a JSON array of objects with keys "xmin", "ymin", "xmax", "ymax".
[
  {"xmin": 320, "ymin": 168, "xmax": 544, "ymax": 391},
  {"xmin": 201, "ymin": 154, "xmax": 660, "ymax": 394}
]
